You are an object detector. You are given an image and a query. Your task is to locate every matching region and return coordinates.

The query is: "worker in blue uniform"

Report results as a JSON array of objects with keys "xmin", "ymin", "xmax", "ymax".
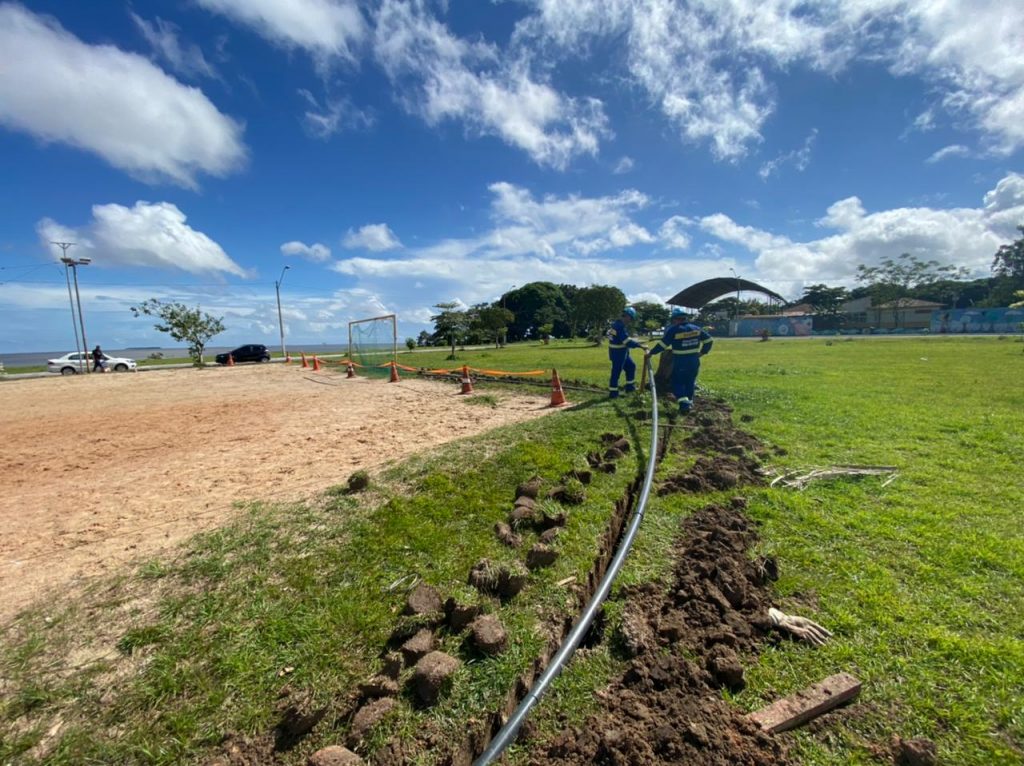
[
  {"xmin": 607, "ymin": 307, "xmax": 646, "ymax": 398},
  {"xmin": 645, "ymin": 307, "xmax": 713, "ymax": 413}
]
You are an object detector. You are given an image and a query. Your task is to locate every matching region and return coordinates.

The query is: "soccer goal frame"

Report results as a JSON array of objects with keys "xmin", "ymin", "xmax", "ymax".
[{"xmin": 348, "ymin": 313, "xmax": 398, "ymax": 373}]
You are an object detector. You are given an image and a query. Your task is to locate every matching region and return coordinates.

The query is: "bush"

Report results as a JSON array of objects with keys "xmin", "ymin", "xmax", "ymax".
[
  {"xmin": 405, "ymin": 337, "xmax": 416, "ymax": 351},
  {"xmin": 347, "ymin": 470, "xmax": 370, "ymax": 493}
]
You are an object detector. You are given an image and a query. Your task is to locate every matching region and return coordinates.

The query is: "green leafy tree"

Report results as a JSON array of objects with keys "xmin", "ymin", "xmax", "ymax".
[
  {"xmin": 431, "ymin": 302, "xmax": 470, "ymax": 359},
  {"xmin": 416, "ymin": 330, "xmax": 432, "ymax": 347},
  {"xmin": 573, "ymin": 285, "xmax": 626, "ymax": 340},
  {"xmin": 856, "ymin": 253, "xmax": 968, "ymax": 326},
  {"xmin": 473, "ymin": 305, "xmax": 515, "ymax": 348},
  {"xmin": 537, "ymin": 322, "xmax": 554, "ymax": 344},
  {"xmin": 405, "ymin": 337, "xmax": 416, "ymax": 351},
  {"xmin": 632, "ymin": 301, "xmax": 671, "ymax": 332},
  {"xmin": 503, "ymin": 282, "xmax": 569, "ymax": 341},
  {"xmin": 130, "ymin": 299, "xmax": 225, "ymax": 367},
  {"xmin": 798, "ymin": 284, "xmax": 849, "ymax": 317},
  {"xmin": 993, "ymin": 226, "xmax": 1024, "ymax": 279}
]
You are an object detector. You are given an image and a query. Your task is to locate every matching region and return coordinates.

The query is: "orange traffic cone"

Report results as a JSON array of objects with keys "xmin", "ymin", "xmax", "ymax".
[
  {"xmin": 227, "ymin": 353, "xmax": 235, "ymax": 367},
  {"xmin": 389, "ymin": 362, "xmax": 400, "ymax": 383},
  {"xmin": 459, "ymin": 365, "xmax": 474, "ymax": 394},
  {"xmin": 313, "ymin": 355, "xmax": 322, "ymax": 372},
  {"xmin": 346, "ymin": 362, "xmax": 356, "ymax": 379},
  {"xmin": 300, "ymin": 352, "xmax": 308, "ymax": 369},
  {"xmin": 549, "ymin": 368, "xmax": 567, "ymax": 407}
]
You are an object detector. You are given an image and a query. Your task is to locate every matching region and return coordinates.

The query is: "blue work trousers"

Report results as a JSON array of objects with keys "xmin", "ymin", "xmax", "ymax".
[
  {"xmin": 608, "ymin": 348, "xmax": 636, "ymax": 397},
  {"xmin": 671, "ymin": 354, "xmax": 701, "ymax": 410}
]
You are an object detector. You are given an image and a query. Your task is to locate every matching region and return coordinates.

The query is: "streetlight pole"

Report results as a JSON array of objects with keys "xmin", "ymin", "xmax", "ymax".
[
  {"xmin": 275, "ymin": 265, "xmax": 290, "ymax": 361},
  {"xmin": 66, "ymin": 257, "xmax": 92, "ymax": 372},
  {"xmin": 54, "ymin": 243, "xmax": 82, "ymax": 364},
  {"xmin": 729, "ymin": 267, "xmax": 741, "ymax": 316}
]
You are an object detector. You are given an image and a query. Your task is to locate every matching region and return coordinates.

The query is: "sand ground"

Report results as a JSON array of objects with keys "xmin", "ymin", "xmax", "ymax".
[{"xmin": 0, "ymin": 365, "xmax": 553, "ymax": 623}]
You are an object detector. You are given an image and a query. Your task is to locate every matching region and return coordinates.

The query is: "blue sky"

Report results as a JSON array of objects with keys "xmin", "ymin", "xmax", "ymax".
[{"xmin": 1, "ymin": 0, "xmax": 1022, "ymax": 353}]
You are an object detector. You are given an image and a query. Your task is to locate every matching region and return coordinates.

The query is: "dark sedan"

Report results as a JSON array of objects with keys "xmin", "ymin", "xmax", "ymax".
[{"xmin": 215, "ymin": 344, "xmax": 271, "ymax": 365}]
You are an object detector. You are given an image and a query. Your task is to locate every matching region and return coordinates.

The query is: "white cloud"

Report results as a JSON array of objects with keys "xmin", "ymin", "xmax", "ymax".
[
  {"xmin": 512, "ymin": 0, "xmax": 1024, "ymax": 158},
  {"xmin": 297, "ymin": 89, "xmax": 373, "ymax": 138},
  {"xmin": 195, "ymin": 0, "xmax": 366, "ymax": 62},
  {"xmin": 281, "ymin": 240, "xmax": 332, "ymax": 262},
  {"xmin": 0, "ymin": 4, "xmax": 245, "ymax": 187},
  {"xmin": 925, "ymin": 144, "xmax": 971, "ymax": 164},
  {"xmin": 342, "ymin": 224, "xmax": 403, "ymax": 252},
  {"xmin": 699, "ymin": 172, "xmax": 1024, "ymax": 284},
  {"xmin": 373, "ymin": 0, "xmax": 609, "ymax": 169},
  {"xmin": 131, "ymin": 13, "xmax": 218, "ymax": 79},
  {"xmin": 760, "ymin": 128, "xmax": 817, "ymax": 179},
  {"xmin": 329, "ymin": 182, "xmax": 722, "ymax": 321},
  {"xmin": 613, "ymin": 156, "xmax": 635, "ymax": 174},
  {"xmin": 38, "ymin": 201, "xmax": 246, "ymax": 276},
  {"xmin": 658, "ymin": 216, "xmax": 693, "ymax": 250}
]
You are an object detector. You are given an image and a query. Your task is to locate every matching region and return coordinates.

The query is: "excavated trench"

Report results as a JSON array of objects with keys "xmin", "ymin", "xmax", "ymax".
[{"xmin": 213, "ymin": 396, "xmax": 795, "ymax": 766}]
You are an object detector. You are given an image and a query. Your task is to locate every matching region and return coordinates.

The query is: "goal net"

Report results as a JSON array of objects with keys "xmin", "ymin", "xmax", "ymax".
[{"xmin": 348, "ymin": 314, "xmax": 398, "ymax": 378}]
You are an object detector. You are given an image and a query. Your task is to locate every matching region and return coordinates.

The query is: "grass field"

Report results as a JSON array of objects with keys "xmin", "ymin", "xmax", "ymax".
[{"xmin": 2, "ymin": 336, "xmax": 1022, "ymax": 765}]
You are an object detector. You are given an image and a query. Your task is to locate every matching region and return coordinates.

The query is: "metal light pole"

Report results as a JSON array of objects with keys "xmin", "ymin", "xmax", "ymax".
[
  {"xmin": 729, "ymin": 267, "xmax": 741, "ymax": 317},
  {"xmin": 275, "ymin": 265, "xmax": 290, "ymax": 360},
  {"xmin": 65, "ymin": 257, "xmax": 92, "ymax": 372},
  {"xmin": 54, "ymin": 244, "xmax": 82, "ymax": 364}
]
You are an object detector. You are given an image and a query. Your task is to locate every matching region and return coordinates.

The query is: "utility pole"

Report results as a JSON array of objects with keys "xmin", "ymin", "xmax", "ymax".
[
  {"xmin": 54, "ymin": 244, "xmax": 92, "ymax": 373},
  {"xmin": 275, "ymin": 265, "xmax": 290, "ymax": 361},
  {"xmin": 53, "ymin": 242, "xmax": 82, "ymax": 365}
]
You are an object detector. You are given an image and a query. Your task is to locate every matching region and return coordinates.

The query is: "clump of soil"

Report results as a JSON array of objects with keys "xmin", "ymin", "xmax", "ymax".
[
  {"xmin": 524, "ymin": 503, "xmax": 792, "ymax": 766},
  {"xmin": 659, "ymin": 455, "xmax": 765, "ymax": 494}
]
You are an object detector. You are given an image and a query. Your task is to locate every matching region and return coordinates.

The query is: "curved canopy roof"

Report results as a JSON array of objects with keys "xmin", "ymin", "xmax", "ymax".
[{"xmin": 667, "ymin": 278, "xmax": 786, "ymax": 309}]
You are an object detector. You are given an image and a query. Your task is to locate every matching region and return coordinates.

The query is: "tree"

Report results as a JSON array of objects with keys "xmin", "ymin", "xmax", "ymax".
[
  {"xmin": 473, "ymin": 305, "xmax": 515, "ymax": 348},
  {"xmin": 130, "ymin": 299, "xmax": 224, "ymax": 367},
  {"xmin": 405, "ymin": 337, "xmax": 416, "ymax": 351},
  {"xmin": 856, "ymin": 253, "xmax": 968, "ymax": 326},
  {"xmin": 503, "ymin": 282, "xmax": 569, "ymax": 341},
  {"xmin": 416, "ymin": 330, "xmax": 432, "ymax": 347},
  {"xmin": 992, "ymin": 226, "xmax": 1024, "ymax": 279},
  {"xmin": 431, "ymin": 302, "xmax": 470, "ymax": 359},
  {"xmin": 632, "ymin": 301, "xmax": 671, "ymax": 332},
  {"xmin": 798, "ymin": 284, "xmax": 849, "ymax": 317},
  {"xmin": 572, "ymin": 285, "xmax": 626, "ymax": 341}
]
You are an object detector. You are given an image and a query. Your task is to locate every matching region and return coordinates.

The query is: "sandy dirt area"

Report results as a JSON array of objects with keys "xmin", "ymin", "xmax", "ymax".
[{"xmin": 0, "ymin": 365, "xmax": 553, "ymax": 623}]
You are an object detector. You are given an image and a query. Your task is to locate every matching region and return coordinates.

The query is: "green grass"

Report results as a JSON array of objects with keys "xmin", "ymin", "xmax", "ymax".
[{"xmin": 2, "ymin": 336, "xmax": 1022, "ymax": 765}]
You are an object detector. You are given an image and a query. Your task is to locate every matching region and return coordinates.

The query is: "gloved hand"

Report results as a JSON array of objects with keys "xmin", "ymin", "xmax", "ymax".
[{"xmin": 768, "ymin": 607, "xmax": 832, "ymax": 646}]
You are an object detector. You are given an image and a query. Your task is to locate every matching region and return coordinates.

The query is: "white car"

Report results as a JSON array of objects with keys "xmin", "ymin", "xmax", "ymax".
[{"xmin": 48, "ymin": 352, "xmax": 137, "ymax": 375}]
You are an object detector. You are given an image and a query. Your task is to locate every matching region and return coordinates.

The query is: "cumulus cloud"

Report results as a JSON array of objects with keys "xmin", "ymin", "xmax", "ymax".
[
  {"xmin": 342, "ymin": 223, "xmax": 403, "ymax": 252},
  {"xmin": 38, "ymin": 201, "xmax": 246, "ymax": 276},
  {"xmin": 131, "ymin": 12, "xmax": 218, "ymax": 79},
  {"xmin": 0, "ymin": 4, "xmax": 245, "ymax": 187},
  {"xmin": 281, "ymin": 240, "xmax": 332, "ymax": 261},
  {"xmin": 195, "ymin": 0, "xmax": 366, "ymax": 62},
  {"xmin": 329, "ymin": 182, "xmax": 725, "ymax": 319},
  {"xmin": 698, "ymin": 172, "xmax": 1024, "ymax": 284},
  {"xmin": 373, "ymin": 0, "xmax": 609, "ymax": 169}
]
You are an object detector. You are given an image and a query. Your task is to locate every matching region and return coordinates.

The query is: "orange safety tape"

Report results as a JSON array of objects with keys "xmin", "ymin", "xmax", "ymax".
[{"xmin": 470, "ymin": 367, "xmax": 546, "ymax": 377}]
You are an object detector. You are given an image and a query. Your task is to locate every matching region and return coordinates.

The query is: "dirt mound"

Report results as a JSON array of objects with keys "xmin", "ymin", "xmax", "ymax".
[
  {"xmin": 524, "ymin": 503, "xmax": 790, "ymax": 766},
  {"xmin": 659, "ymin": 454, "xmax": 765, "ymax": 494}
]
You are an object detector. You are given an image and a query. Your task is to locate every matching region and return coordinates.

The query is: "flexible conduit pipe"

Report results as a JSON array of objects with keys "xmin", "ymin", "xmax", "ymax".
[{"xmin": 473, "ymin": 363, "xmax": 660, "ymax": 766}]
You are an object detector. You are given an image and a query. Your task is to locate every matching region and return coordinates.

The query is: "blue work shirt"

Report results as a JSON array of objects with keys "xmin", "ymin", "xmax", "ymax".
[
  {"xmin": 649, "ymin": 322, "xmax": 713, "ymax": 357},
  {"xmin": 607, "ymin": 319, "xmax": 644, "ymax": 351}
]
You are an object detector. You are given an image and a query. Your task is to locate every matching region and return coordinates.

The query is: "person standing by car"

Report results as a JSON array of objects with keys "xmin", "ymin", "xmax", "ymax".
[
  {"xmin": 92, "ymin": 345, "xmax": 106, "ymax": 373},
  {"xmin": 645, "ymin": 307, "xmax": 713, "ymax": 414}
]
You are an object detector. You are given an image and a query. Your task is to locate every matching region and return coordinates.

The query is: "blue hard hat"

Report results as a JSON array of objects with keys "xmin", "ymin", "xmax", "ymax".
[
  {"xmin": 670, "ymin": 307, "xmax": 688, "ymax": 318},
  {"xmin": 622, "ymin": 307, "xmax": 637, "ymax": 319}
]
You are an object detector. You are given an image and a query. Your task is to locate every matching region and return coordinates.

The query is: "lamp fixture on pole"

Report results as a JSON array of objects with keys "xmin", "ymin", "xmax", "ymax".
[{"xmin": 275, "ymin": 265, "xmax": 290, "ymax": 361}]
